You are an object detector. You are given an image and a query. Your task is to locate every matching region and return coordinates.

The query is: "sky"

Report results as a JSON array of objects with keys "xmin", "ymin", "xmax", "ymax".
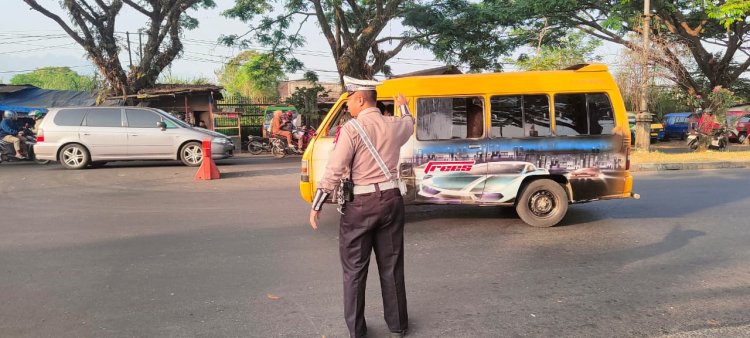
[{"xmin": 0, "ymin": 0, "xmax": 628, "ymax": 85}]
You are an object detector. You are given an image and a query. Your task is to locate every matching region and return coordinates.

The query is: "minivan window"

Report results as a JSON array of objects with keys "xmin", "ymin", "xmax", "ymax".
[
  {"xmin": 490, "ymin": 95, "xmax": 550, "ymax": 138},
  {"xmin": 554, "ymin": 93, "xmax": 614, "ymax": 136},
  {"xmin": 126, "ymin": 109, "xmax": 161, "ymax": 128},
  {"xmin": 84, "ymin": 109, "xmax": 122, "ymax": 127},
  {"xmin": 53, "ymin": 109, "xmax": 86, "ymax": 126},
  {"xmin": 416, "ymin": 96, "xmax": 484, "ymax": 140}
]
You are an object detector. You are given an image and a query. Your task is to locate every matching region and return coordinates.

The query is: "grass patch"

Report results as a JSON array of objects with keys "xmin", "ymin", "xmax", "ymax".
[{"xmin": 632, "ymin": 150, "xmax": 750, "ymax": 164}]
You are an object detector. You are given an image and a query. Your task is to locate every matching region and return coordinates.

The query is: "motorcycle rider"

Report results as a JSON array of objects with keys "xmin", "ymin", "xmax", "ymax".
[
  {"xmin": 29, "ymin": 110, "xmax": 45, "ymax": 134},
  {"xmin": 271, "ymin": 110, "xmax": 303, "ymax": 152},
  {"xmin": 0, "ymin": 110, "xmax": 27, "ymax": 159}
]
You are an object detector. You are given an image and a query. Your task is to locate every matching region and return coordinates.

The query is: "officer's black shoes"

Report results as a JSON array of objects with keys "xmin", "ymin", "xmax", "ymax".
[{"xmin": 388, "ymin": 329, "xmax": 407, "ymax": 338}]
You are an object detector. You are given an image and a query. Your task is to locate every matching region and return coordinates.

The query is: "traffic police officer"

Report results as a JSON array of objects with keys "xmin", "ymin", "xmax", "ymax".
[{"xmin": 309, "ymin": 76, "xmax": 414, "ymax": 338}]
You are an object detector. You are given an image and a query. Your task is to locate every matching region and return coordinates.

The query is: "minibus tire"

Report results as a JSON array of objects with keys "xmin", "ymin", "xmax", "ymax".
[{"xmin": 515, "ymin": 179, "xmax": 568, "ymax": 228}]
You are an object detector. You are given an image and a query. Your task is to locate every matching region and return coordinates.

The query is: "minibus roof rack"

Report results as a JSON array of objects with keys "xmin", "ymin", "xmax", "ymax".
[{"xmin": 564, "ymin": 63, "xmax": 608, "ymax": 72}]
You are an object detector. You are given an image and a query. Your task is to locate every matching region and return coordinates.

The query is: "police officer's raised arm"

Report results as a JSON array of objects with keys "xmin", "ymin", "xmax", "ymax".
[
  {"xmin": 394, "ymin": 93, "xmax": 415, "ymax": 144},
  {"xmin": 309, "ymin": 124, "xmax": 356, "ymax": 229}
]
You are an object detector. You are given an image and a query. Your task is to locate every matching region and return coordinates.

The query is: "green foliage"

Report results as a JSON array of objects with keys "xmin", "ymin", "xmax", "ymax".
[
  {"xmin": 222, "ymin": 0, "xmax": 525, "ymax": 78},
  {"xmin": 403, "ymin": 1, "xmax": 527, "ymax": 71},
  {"xmin": 221, "ymin": 1, "xmax": 304, "ymax": 76},
  {"xmin": 10, "ymin": 67, "xmax": 99, "ymax": 91},
  {"xmin": 706, "ymin": 0, "xmax": 750, "ymax": 29},
  {"xmin": 649, "ymin": 87, "xmax": 692, "ymax": 120},
  {"xmin": 512, "ymin": 31, "xmax": 602, "ymax": 71},
  {"xmin": 683, "ymin": 86, "xmax": 740, "ymax": 122},
  {"xmin": 158, "ymin": 70, "xmax": 212, "ymax": 85},
  {"xmin": 217, "ymin": 50, "xmax": 286, "ymax": 97},
  {"xmin": 504, "ymin": 0, "xmax": 750, "ymax": 102}
]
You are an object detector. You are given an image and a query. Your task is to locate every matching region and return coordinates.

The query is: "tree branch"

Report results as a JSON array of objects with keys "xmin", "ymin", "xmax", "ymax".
[
  {"xmin": 123, "ymin": 0, "xmax": 153, "ymax": 16},
  {"xmin": 335, "ymin": 5, "xmax": 355, "ymax": 46},
  {"xmin": 23, "ymin": 0, "xmax": 85, "ymax": 45},
  {"xmin": 310, "ymin": 0, "xmax": 338, "ymax": 56},
  {"xmin": 345, "ymin": 0, "xmax": 364, "ymax": 22}
]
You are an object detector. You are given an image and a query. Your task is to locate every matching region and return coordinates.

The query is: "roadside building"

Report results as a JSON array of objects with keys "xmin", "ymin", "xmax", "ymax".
[{"xmin": 133, "ymin": 84, "xmax": 223, "ymax": 130}]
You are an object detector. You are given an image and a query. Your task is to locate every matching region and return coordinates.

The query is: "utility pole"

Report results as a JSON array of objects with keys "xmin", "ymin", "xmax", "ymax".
[
  {"xmin": 635, "ymin": 0, "xmax": 651, "ymax": 151},
  {"xmin": 126, "ymin": 31, "xmax": 133, "ymax": 69},
  {"xmin": 138, "ymin": 32, "xmax": 143, "ymax": 61}
]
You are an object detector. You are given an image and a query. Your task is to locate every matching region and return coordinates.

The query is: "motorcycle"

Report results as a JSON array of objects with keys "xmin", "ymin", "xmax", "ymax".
[
  {"xmin": 0, "ymin": 134, "xmax": 49, "ymax": 164},
  {"xmin": 686, "ymin": 126, "xmax": 729, "ymax": 151},
  {"xmin": 247, "ymin": 126, "xmax": 316, "ymax": 157},
  {"xmin": 708, "ymin": 126, "xmax": 729, "ymax": 151},
  {"xmin": 293, "ymin": 125, "xmax": 316, "ymax": 152},
  {"xmin": 269, "ymin": 136, "xmax": 301, "ymax": 158},
  {"xmin": 246, "ymin": 135, "xmax": 273, "ymax": 155}
]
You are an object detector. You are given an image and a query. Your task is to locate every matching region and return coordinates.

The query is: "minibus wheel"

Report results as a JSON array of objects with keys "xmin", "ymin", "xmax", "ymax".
[{"xmin": 516, "ymin": 179, "xmax": 568, "ymax": 228}]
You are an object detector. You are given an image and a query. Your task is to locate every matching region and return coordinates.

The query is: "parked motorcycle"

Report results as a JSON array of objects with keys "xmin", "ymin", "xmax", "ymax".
[
  {"xmin": 686, "ymin": 126, "xmax": 729, "ymax": 151},
  {"xmin": 247, "ymin": 135, "xmax": 273, "ymax": 155}
]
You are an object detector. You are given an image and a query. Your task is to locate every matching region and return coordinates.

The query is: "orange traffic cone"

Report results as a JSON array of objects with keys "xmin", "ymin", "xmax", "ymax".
[{"xmin": 195, "ymin": 138, "xmax": 220, "ymax": 180}]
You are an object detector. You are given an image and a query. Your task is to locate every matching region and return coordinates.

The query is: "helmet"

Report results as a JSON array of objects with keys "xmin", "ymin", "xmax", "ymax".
[
  {"xmin": 30, "ymin": 110, "xmax": 44, "ymax": 119},
  {"xmin": 3, "ymin": 110, "xmax": 17, "ymax": 120}
]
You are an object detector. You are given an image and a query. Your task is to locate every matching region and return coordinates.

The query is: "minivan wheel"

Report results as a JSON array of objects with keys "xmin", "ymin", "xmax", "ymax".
[
  {"xmin": 180, "ymin": 142, "xmax": 203, "ymax": 166},
  {"xmin": 515, "ymin": 179, "xmax": 568, "ymax": 228},
  {"xmin": 59, "ymin": 144, "xmax": 90, "ymax": 170}
]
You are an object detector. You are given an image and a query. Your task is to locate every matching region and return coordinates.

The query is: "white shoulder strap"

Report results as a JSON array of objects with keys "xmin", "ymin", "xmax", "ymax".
[{"xmin": 349, "ymin": 119, "xmax": 393, "ymax": 181}]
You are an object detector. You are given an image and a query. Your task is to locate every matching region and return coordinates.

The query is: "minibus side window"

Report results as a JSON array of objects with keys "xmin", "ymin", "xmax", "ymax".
[
  {"xmin": 489, "ymin": 95, "xmax": 550, "ymax": 138},
  {"xmin": 490, "ymin": 96, "xmax": 524, "ymax": 138},
  {"xmin": 554, "ymin": 94, "xmax": 588, "ymax": 135},
  {"xmin": 416, "ymin": 97, "xmax": 484, "ymax": 140},
  {"xmin": 587, "ymin": 93, "xmax": 615, "ymax": 135},
  {"xmin": 523, "ymin": 95, "xmax": 551, "ymax": 137},
  {"xmin": 554, "ymin": 93, "xmax": 614, "ymax": 136}
]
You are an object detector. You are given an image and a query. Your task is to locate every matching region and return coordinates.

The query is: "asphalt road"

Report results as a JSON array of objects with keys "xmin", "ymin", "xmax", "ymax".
[{"xmin": 1, "ymin": 157, "xmax": 749, "ymax": 338}]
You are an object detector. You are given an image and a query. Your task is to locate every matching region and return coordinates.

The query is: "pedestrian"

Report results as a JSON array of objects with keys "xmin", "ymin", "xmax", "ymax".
[{"xmin": 309, "ymin": 76, "xmax": 414, "ymax": 338}]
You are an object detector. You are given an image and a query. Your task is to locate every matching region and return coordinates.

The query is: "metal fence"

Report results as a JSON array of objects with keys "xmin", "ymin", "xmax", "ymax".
[
  {"xmin": 214, "ymin": 95, "xmax": 329, "ymax": 140},
  {"xmin": 214, "ymin": 96, "xmax": 281, "ymax": 139}
]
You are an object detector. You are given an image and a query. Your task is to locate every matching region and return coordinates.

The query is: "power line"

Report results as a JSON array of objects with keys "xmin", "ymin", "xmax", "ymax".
[{"xmin": 0, "ymin": 64, "xmax": 94, "ymax": 74}]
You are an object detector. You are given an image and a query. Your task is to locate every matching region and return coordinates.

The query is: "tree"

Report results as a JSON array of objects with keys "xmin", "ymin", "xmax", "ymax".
[
  {"xmin": 10, "ymin": 67, "xmax": 99, "ymax": 91},
  {"xmin": 222, "ymin": 0, "xmax": 523, "ymax": 85},
  {"xmin": 216, "ymin": 51, "xmax": 286, "ymax": 97},
  {"xmin": 23, "ymin": 0, "xmax": 216, "ymax": 97},
  {"xmin": 508, "ymin": 0, "xmax": 750, "ymax": 100},
  {"xmin": 159, "ymin": 69, "xmax": 212, "ymax": 85},
  {"xmin": 512, "ymin": 31, "xmax": 602, "ymax": 71}
]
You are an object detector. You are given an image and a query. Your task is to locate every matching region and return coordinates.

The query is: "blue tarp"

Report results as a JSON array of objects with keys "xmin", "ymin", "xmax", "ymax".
[{"xmin": 0, "ymin": 87, "xmax": 97, "ymax": 115}]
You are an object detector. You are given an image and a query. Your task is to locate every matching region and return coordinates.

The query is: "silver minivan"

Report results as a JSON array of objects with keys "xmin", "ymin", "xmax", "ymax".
[{"xmin": 34, "ymin": 107, "xmax": 234, "ymax": 169}]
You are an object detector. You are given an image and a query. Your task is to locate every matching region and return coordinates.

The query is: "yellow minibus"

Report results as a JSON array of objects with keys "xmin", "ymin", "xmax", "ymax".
[{"xmin": 300, "ymin": 64, "xmax": 635, "ymax": 227}]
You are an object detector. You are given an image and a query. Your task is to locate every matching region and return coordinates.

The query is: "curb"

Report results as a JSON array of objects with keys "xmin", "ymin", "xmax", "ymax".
[{"xmin": 631, "ymin": 161, "xmax": 750, "ymax": 172}]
